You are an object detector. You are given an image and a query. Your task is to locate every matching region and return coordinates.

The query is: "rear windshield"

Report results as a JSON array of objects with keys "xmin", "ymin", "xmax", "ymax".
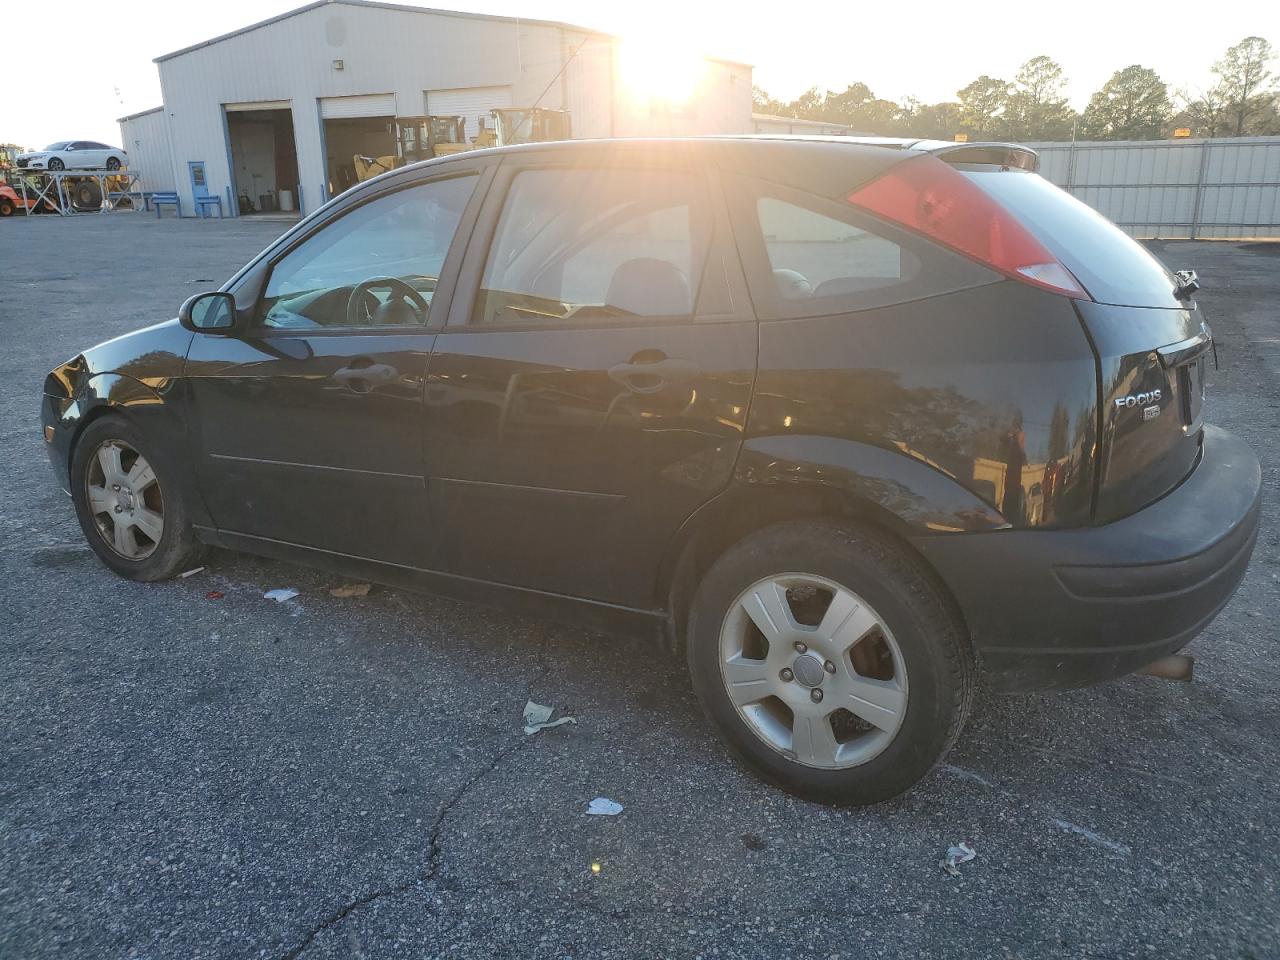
[{"xmin": 962, "ymin": 167, "xmax": 1182, "ymax": 309}]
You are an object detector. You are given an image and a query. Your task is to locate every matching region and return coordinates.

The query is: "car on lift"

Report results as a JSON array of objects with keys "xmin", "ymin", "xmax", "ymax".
[
  {"xmin": 40, "ymin": 137, "xmax": 1261, "ymax": 805},
  {"xmin": 16, "ymin": 141, "xmax": 127, "ymax": 171}
]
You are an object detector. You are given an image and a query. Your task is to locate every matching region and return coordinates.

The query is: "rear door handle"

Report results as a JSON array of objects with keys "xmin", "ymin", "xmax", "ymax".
[{"xmin": 607, "ymin": 357, "xmax": 701, "ymax": 394}]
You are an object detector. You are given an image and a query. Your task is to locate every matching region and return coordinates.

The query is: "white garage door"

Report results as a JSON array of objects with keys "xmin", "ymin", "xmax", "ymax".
[
  {"xmin": 319, "ymin": 94, "xmax": 397, "ymax": 119},
  {"xmin": 425, "ymin": 86, "xmax": 512, "ymax": 140}
]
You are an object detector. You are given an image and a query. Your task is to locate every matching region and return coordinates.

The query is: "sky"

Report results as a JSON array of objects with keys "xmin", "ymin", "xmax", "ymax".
[{"xmin": 7, "ymin": 0, "xmax": 1278, "ymax": 149}]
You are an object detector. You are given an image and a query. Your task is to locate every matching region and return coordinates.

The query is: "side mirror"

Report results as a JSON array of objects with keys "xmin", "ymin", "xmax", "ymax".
[{"xmin": 179, "ymin": 291, "xmax": 237, "ymax": 333}]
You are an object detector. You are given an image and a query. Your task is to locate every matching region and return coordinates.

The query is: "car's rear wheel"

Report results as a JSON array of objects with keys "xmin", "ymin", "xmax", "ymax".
[
  {"xmin": 70, "ymin": 415, "xmax": 204, "ymax": 581},
  {"xmin": 0, "ymin": 199, "xmax": 13, "ymax": 217},
  {"xmin": 105, "ymin": 156, "xmax": 121, "ymax": 171},
  {"xmin": 48, "ymin": 157, "xmax": 64, "ymax": 171},
  {"xmin": 687, "ymin": 519, "xmax": 974, "ymax": 805}
]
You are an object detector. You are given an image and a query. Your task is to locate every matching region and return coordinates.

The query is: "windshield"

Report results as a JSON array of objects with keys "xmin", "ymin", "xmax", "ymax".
[
  {"xmin": 43, "ymin": 142, "xmax": 70, "ymax": 151},
  {"xmin": 963, "ymin": 167, "xmax": 1182, "ymax": 309}
]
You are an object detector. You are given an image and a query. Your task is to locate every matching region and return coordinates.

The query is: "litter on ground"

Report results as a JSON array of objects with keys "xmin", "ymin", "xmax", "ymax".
[
  {"xmin": 179, "ymin": 567, "xmax": 205, "ymax": 578},
  {"xmin": 941, "ymin": 841, "xmax": 977, "ymax": 877},
  {"xmin": 205, "ymin": 590, "xmax": 224, "ymax": 600},
  {"xmin": 329, "ymin": 583, "xmax": 372, "ymax": 598},
  {"xmin": 523, "ymin": 700, "xmax": 577, "ymax": 735},
  {"xmin": 264, "ymin": 588, "xmax": 299, "ymax": 603},
  {"xmin": 586, "ymin": 797, "xmax": 623, "ymax": 816}
]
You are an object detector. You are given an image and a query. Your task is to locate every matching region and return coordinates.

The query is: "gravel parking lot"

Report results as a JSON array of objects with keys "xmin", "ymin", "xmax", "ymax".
[{"xmin": 2, "ymin": 214, "xmax": 1278, "ymax": 960}]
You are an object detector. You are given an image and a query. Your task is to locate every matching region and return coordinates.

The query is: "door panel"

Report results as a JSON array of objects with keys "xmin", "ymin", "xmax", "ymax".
[
  {"xmin": 186, "ymin": 168, "xmax": 489, "ymax": 566},
  {"xmin": 423, "ymin": 148, "xmax": 757, "ymax": 606},
  {"xmin": 424, "ymin": 322, "xmax": 755, "ymax": 605},
  {"xmin": 187, "ymin": 333, "xmax": 433, "ymax": 566}
]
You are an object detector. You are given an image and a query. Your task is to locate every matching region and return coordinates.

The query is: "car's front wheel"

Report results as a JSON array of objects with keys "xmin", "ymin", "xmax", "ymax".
[
  {"xmin": 47, "ymin": 157, "xmax": 65, "ymax": 171},
  {"xmin": 687, "ymin": 520, "xmax": 974, "ymax": 805},
  {"xmin": 70, "ymin": 415, "xmax": 203, "ymax": 581}
]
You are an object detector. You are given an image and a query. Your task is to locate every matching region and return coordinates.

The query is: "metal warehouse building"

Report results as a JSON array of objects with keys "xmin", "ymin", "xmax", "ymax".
[{"xmin": 119, "ymin": 0, "xmax": 752, "ymax": 218}]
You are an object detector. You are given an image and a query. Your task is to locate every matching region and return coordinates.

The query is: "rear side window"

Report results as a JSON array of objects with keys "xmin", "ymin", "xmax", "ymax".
[
  {"xmin": 962, "ymin": 168, "xmax": 1181, "ymax": 308},
  {"xmin": 474, "ymin": 167, "xmax": 710, "ymax": 324},
  {"xmin": 758, "ymin": 197, "xmax": 914, "ymax": 301},
  {"xmin": 728, "ymin": 176, "xmax": 998, "ymax": 320}
]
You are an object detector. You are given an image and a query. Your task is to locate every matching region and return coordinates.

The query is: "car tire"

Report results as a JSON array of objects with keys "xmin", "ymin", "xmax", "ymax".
[
  {"xmin": 106, "ymin": 156, "xmax": 121, "ymax": 171},
  {"xmin": 0, "ymin": 199, "xmax": 13, "ymax": 217},
  {"xmin": 70, "ymin": 414, "xmax": 204, "ymax": 582},
  {"xmin": 48, "ymin": 157, "xmax": 65, "ymax": 171},
  {"xmin": 686, "ymin": 519, "xmax": 974, "ymax": 806}
]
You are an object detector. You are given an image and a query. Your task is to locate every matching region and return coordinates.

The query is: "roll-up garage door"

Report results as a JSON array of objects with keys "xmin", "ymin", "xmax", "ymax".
[
  {"xmin": 425, "ymin": 86, "xmax": 512, "ymax": 139},
  {"xmin": 319, "ymin": 94, "xmax": 397, "ymax": 119},
  {"xmin": 226, "ymin": 100, "xmax": 291, "ymax": 113}
]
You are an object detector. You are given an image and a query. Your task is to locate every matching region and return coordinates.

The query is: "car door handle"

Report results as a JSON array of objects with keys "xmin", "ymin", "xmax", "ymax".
[
  {"xmin": 607, "ymin": 357, "xmax": 701, "ymax": 394},
  {"xmin": 332, "ymin": 361, "xmax": 398, "ymax": 391}
]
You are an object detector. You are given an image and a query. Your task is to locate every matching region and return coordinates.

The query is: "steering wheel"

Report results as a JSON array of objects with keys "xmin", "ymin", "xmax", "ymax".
[{"xmin": 345, "ymin": 276, "xmax": 430, "ymax": 326}]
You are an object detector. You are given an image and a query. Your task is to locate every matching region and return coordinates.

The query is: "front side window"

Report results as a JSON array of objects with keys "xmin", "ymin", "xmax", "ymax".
[
  {"xmin": 474, "ymin": 167, "xmax": 709, "ymax": 325},
  {"xmin": 259, "ymin": 175, "xmax": 476, "ymax": 329}
]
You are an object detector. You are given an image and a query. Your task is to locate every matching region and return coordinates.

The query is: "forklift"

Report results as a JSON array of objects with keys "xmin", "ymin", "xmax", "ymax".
[{"xmin": 352, "ymin": 108, "xmax": 570, "ymax": 183}]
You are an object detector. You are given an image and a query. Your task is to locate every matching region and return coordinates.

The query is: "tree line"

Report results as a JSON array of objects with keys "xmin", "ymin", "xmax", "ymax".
[{"xmin": 752, "ymin": 37, "xmax": 1279, "ymax": 142}]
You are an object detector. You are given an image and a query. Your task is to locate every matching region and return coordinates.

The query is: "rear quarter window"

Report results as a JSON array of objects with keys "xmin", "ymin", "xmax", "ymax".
[
  {"xmin": 962, "ymin": 168, "xmax": 1182, "ymax": 309},
  {"xmin": 727, "ymin": 176, "xmax": 999, "ymax": 321}
]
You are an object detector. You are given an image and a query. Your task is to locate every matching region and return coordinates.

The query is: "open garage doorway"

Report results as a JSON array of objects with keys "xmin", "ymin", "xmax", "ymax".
[
  {"xmin": 320, "ymin": 94, "xmax": 398, "ymax": 198},
  {"xmin": 225, "ymin": 104, "xmax": 300, "ymax": 218}
]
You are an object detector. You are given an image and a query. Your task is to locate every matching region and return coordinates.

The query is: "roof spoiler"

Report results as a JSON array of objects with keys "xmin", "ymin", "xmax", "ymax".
[{"xmin": 916, "ymin": 141, "xmax": 1039, "ymax": 172}]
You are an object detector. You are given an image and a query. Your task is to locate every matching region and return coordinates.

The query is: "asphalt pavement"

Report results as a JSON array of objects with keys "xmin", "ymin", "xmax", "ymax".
[{"xmin": 1, "ymin": 214, "xmax": 1277, "ymax": 959}]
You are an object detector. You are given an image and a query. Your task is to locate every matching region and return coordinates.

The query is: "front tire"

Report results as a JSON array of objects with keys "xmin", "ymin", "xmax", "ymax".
[
  {"xmin": 48, "ymin": 157, "xmax": 65, "ymax": 171},
  {"xmin": 687, "ymin": 520, "xmax": 974, "ymax": 805},
  {"xmin": 70, "ymin": 415, "xmax": 204, "ymax": 581}
]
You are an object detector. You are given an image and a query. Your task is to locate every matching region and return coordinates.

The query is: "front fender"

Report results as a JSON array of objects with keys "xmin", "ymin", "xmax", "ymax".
[{"xmin": 41, "ymin": 373, "xmax": 208, "ymax": 526}]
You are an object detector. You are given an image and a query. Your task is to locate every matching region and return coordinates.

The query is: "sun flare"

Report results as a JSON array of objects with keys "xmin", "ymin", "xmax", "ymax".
[{"xmin": 616, "ymin": 29, "xmax": 706, "ymax": 104}]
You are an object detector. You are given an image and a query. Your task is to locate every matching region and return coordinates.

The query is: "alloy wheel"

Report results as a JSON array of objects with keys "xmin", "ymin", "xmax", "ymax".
[
  {"xmin": 718, "ymin": 573, "xmax": 908, "ymax": 769},
  {"xmin": 85, "ymin": 439, "xmax": 164, "ymax": 560}
]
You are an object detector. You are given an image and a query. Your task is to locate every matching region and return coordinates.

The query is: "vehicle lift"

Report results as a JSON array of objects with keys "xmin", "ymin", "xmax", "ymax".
[{"xmin": 9, "ymin": 168, "xmax": 145, "ymax": 216}]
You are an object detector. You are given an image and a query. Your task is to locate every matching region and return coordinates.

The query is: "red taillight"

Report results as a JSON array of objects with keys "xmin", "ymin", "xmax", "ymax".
[{"xmin": 847, "ymin": 156, "xmax": 1090, "ymax": 300}]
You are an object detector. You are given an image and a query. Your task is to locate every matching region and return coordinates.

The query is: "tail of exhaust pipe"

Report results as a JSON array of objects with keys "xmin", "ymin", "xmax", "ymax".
[{"xmin": 1138, "ymin": 654, "xmax": 1194, "ymax": 682}]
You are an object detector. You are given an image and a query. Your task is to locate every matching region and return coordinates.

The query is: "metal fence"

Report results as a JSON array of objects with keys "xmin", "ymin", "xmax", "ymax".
[{"xmin": 1028, "ymin": 136, "xmax": 1280, "ymax": 239}]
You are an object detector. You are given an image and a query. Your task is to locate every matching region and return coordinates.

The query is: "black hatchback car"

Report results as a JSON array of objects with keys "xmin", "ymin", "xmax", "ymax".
[{"xmin": 42, "ymin": 137, "xmax": 1260, "ymax": 804}]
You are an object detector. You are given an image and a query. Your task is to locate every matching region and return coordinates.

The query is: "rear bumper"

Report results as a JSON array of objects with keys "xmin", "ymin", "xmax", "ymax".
[{"xmin": 912, "ymin": 425, "xmax": 1260, "ymax": 692}]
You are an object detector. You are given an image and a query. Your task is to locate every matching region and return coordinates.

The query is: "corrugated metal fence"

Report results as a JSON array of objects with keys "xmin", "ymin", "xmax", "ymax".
[{"xmin": 1029, "ymin": 136, "xmax": 1280, "ymax": 239}]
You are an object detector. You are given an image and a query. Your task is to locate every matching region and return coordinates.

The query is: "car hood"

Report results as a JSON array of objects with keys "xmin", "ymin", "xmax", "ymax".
[
  {"xmin": 47, "ymin": 319, "xmax": 194, "ymax": 398},
  {"xmin": 17, "ymin": 151, "xmax": 49, "ymax": 159}
]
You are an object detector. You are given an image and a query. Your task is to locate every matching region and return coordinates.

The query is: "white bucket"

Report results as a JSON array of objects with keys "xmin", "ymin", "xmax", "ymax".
[{"xmin": 278, "ymin": 189, "xmax": 295, "ymax": 212}]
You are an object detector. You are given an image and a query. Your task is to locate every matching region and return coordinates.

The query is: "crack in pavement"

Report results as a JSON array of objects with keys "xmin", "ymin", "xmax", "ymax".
[{"xmin": 277, "ymin": 625, "xmax": 556, "ymax": 960}]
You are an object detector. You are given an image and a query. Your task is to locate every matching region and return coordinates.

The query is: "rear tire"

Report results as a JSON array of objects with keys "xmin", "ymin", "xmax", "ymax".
[
  {"xmin": 105, "ymin": 156, "xmax": 121, "ymax": 171},
  {"xmin": 0, "ymin": 199, "xmax": 13, "ymax": 217},
  {"xmin": 70, "ymin": 415, "xmax": 204, "ymax": 582},
  {"xmin": 687, "ymin": 519, "xmax": 974, "ymax": 805}
]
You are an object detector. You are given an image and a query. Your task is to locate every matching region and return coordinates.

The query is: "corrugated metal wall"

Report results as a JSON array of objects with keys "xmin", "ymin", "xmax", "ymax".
[
  {"xmin": 1031, "ymin": 136, "xmax": 1280, "ymax": 239},
  {"xmin": 118, "ymin": 108, "xmax": 177, "ymax": 192}
]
